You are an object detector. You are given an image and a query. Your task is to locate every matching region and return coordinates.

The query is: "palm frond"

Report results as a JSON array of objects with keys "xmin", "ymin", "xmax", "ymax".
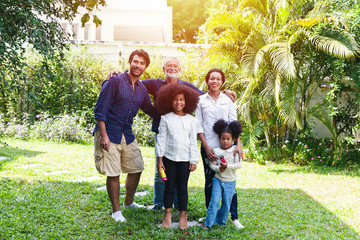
[
  {"xmin": 241, "ymin": 29, "xmax": 267, "ymax": 75},
  {"xmin": 268, "ymin": 41, "xmax": 296, "ymax": 77},
  {"xmin": 274, "ymin": 72, "xmax": 282, "ymax": 108},
  {"xmin": 238, "ymin": 75, "xmax": 262, "ymax": 125},
  {"xmin": 205, "ymin": 11, "xmax": 250, "ymax": 37},
  {"xmin": 241, "ymin": 120, "xmax": 264, "ymax": 147},
  {"xmin": 307, "ymin": 0, "xmax": 346, "ymax": 18},
  {"xmin": 276, "ymin": 0, "xmax": 291, "ymax": 27},
  {"xmin": 278, "ymin": 81, "xmax": 302, "ymax": 129},
  {"xmin": 238, "ymin": 0, "xmax": 269, "ymax": 19},
  {"xmin": 310, "ymin": 35, "xmax": 358, "ymax": 60}
]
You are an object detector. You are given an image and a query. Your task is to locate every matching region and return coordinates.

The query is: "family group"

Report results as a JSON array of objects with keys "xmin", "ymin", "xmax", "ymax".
[{"xmin": 94, "ymin": 49, "xmax": 245, "ymax": 231}]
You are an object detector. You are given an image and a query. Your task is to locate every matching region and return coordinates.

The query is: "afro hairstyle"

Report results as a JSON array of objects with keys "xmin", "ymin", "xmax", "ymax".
[
  {"xmin": 213, "ymin": 119, "xmax": 243, "ymax": 140},
  {"xmin": 156, "ymin": 82, "xmax": 200, "ymax": 115}
]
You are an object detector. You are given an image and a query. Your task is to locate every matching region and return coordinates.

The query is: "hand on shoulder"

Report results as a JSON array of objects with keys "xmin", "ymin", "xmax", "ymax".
[{"xmin": 106, "ymin": 70, "xmax": 121, "ymax": 80}]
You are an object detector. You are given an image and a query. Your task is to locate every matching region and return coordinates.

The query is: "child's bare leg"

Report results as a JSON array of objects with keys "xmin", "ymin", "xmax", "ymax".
[
  {"xmin": 179, "ymin": 211, "xmax": 187, "ymax": 230},
  {"xmin": 162, "ymin": 208, "xmax": 172, "ymax": 228}
]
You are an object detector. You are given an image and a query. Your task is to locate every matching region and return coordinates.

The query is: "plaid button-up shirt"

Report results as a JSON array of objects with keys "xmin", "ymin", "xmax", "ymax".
[{"xmin": 94, "ymin": 71, "xmax": 154, "ymax": 144}]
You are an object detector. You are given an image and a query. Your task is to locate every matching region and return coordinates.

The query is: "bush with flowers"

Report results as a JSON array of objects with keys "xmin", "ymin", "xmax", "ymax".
[
  {"xmin": 1, "ymin": 112, "xmax": 93, "ymax": 144},
  {"xmin": 0, "ymin": 111, "xmax": 155, "ymax": 146},
  {"xmin": 30, "ymin": 113, "xmax": 94, "ymax": 144},
  {"xmin": 246, "ymin": 145, "xmax": 266, "ymax": 164},
  {"xmin": 289, "ymin": 136, "xmax": 335, "ymax": 166},
  {"xmin": 0, "ymin": 114, "xmax": 31, "ymax": 139},
  {"xmin": 246, "ymin": 134, "xmax": 360, "ymax": 167},
  {"xmin": 131, "ymin": 111, "xmax": 155, "ymax": 147},
  {"xmin": 247, "ymin": 143, "xmax": 297, "ymax": 165}
]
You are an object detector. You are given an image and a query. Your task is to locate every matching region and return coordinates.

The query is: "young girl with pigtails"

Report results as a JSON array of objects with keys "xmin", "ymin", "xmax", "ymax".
[{"xmin": 201, "ymin": 119, "xmax": 243, "ymax": 230}]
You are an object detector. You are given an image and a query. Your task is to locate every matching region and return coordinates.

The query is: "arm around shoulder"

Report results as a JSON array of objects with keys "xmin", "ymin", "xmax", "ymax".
[{"xmin": 223, "ymin": 90, "xmax": 237, "ymax": 102}]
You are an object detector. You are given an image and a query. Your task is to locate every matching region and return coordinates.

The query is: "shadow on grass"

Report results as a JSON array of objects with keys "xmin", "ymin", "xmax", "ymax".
[
  {"xmin": 0, "ymin": 145, "xmax": 44, "ymax": 170},
  {"xmin": 235, "ymin": 188, "xmax": 359, "ymax": 239},
  {"xmin": 0, "ymin": 179, "xmax": 358, "ymax": 239}
]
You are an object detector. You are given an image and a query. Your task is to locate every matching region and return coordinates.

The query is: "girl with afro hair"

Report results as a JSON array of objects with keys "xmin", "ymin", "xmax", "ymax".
[
  {"xmin": 155, "ymin": 82, "xmax": 200, "ymax": 230},
  {"xmin": 201, "ymin": 119, "xmax": 244, "ymax": 230}
]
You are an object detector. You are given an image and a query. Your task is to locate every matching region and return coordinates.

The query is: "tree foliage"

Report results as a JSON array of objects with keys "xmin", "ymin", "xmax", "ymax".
[
  {"xmin": 167, "ymin": 0, "xmax": 210, "ymax": 43},
  {"xmin": 167, "ymin": 0, "xmax": 243, "ymax": 43},
  {"xmin": 0, "ymin": 0, "xmax": 106, "ymax": 90},
  {"xmin": 0, "ymin": 47, "xmax": 111, "ymax": 123},
  {"xmin": 202, "ymin": 0, "xmax": 360, "ymax": 162}
]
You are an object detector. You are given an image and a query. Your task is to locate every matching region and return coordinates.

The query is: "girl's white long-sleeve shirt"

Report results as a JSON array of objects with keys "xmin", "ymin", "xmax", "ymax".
[
  {"xmin": 210, "ymin": 146, "xmax": 242, "ymax": 182},
  {"xmin": 156, "ymin": 112, "xmax": 200, "ymax": 164}
]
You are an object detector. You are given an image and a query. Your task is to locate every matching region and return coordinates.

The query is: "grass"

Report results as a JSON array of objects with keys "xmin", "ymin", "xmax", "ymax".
[{"xmin": 0, "ymin": 138, "xmax": 360, "ymax": 239}]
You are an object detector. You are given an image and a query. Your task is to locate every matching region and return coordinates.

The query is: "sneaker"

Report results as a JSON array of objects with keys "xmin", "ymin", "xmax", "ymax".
[
  {"xmin": 151, "ymin": 204, "xmax": 163, "ymax": 210},
  {"xmin": 123, "ymin": 202, "xmax": 144, "ymax": 209},
  {"xmin": 111, "ymin": 211, "xmax": 126, "ymax": 222},
  {"xmin": 232, "ymin": 219, "xmax": 245, "ymax": 229}
]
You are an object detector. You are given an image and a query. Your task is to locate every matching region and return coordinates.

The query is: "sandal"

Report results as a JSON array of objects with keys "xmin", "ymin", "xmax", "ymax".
[{"xmin": 200, "ymin": 224, "xmax": 213, "ymax": 231}]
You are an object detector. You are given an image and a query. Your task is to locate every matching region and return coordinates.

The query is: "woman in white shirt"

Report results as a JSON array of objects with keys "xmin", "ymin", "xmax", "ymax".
[
  {"xmin": 195, "ymin": 68, "xmax": 244, "ymax": 228},
  {"xmin": 156, "ymin": 83, "xmax": 200, "ymax": 230}
]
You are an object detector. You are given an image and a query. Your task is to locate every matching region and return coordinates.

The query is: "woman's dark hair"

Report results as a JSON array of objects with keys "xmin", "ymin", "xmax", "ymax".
[
  {"xmin": 128, "ymin": 49, "xmax": 150, "ymax": 67},
  {"xmin": 156, "ymin": 83, "xmax": 200, "ymax": 115},
  {"xmin": 205, "ymin": 68, "xmax": 225, "ymax": 84},
  {"xmin": 213, "ymin": 119, "xmax": 242, "ymax": 139}
]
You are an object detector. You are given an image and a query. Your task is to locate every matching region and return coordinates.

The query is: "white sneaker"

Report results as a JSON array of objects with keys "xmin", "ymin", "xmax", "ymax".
[
  {"xmin": 232, "ymin": 219, "xmax": 245, "ymax": 229},
  {"xmin": 123, "ymin": 202, "xmax": 144, "ymax": 209},
  {"xmin": 111, "ymin": 211, "xmax": 126, "ymax": 222}
]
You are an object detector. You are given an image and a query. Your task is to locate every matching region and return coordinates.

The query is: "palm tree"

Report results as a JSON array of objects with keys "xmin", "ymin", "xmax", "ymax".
[{"xmin": 202, "ymin": 0, "xmax": 359, "ymax": 156}]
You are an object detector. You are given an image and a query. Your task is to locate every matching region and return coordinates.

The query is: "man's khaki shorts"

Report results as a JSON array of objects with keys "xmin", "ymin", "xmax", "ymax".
[{"xmin": 94, "ymin": 131, "xmax": 144, "ymax": 176}]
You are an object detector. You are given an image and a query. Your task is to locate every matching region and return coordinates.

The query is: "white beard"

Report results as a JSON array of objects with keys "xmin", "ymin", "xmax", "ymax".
[{"xmin": 166, "ymin": 72, "xmax": 179, "ymax": 79}]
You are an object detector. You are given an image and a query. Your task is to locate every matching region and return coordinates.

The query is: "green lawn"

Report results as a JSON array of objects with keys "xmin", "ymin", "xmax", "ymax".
[{"xmin": 0, "ymin": 138, "xmax": 359, "ymax": 239}]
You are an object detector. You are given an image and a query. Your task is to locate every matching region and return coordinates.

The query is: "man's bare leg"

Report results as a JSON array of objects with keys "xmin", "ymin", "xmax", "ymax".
[
  {"xmin": 124, "ymin": 172, "xmax": 142, "ymax": 206},
  {"xmin": 106, "ymin": 176, "xmax": 120, "ymax": 212}
]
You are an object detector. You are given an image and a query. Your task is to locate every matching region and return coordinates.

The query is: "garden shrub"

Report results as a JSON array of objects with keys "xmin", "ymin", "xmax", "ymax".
[
  {"xmin": 30, "ymin": 113, "xmax": 94, "ymax": 144},
  {"xmin": 245, "ymin": 146, "xmax": 265, "ymax": 165},
  {"xmin": 249, "ymin": 126, "xmax": 338, "ymax": 166},
  {"xmin": 132, "ymin": 111, "xmax": 155, "ymax": 147},
  {"xmin": 245, "ymin": 134, "xmax": 360, "ymax": 168},
  {"xmin": 289, "ymin": 137, "xmax": 335, "ymax": 166},
  {"xmin": 0, "ymin": 111, "xmax": 155, "ymax": 146},
  {"xmin": 339, "ymin": 137, "xmax": 360, "ymax": 166},
  {"xmin": 0, "ymin": 47, "xmax": 203, "ymax": 147},
  {"xmin": 0, "ymin": 47, "xmax": 112, "ymax": 125},
  {"xmin": 1, "ymin": 112, "xmax": 93, "ymax": 144}
]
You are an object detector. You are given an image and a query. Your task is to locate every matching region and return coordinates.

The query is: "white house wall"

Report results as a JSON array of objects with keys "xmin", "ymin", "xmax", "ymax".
[{"xmin": 63, "ymin": 0, "xmax": 172, "ymax": 43}]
